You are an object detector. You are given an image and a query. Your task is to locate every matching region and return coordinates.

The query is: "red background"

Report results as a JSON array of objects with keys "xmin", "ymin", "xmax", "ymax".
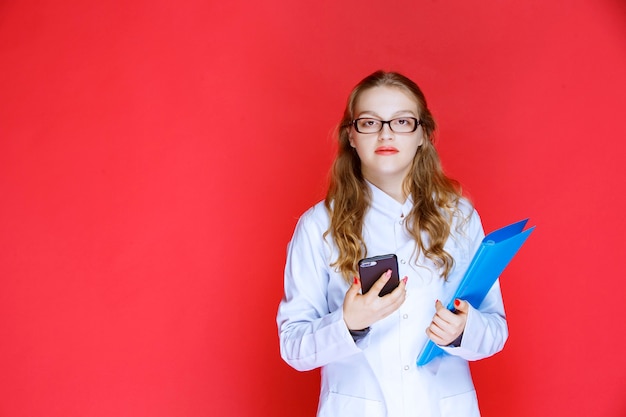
[{"xmin": 1, "ymin": 1, "xmax": 625, "ymax": 416}]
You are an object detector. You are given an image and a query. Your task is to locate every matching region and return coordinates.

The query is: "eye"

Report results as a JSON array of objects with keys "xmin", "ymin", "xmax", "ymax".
[
  {"xmin": 391, "ymin": 118, "xmax": 415, "ymax": 129},
  {"xmin": 357, "ymin": 119, "xmax": 380, "ymax": 128}
]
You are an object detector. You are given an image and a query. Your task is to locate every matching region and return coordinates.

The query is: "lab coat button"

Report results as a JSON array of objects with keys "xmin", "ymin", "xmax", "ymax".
[
  {"xmin": 404, "ymin": 365, "xmax": 410, "ymax": 371},
  {"xmin": 403, "ymin": 314, "xmax": 408, "ymax": 319},
  {"xmin": 400, "ymin": 259, "xmax": 406, "ymax": 264}
]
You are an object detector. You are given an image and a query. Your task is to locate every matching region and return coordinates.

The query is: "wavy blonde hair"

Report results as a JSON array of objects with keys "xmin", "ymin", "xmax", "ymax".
[{"xmin": 324, "ymin": 71, "xmax": 463, "ymax": 282}]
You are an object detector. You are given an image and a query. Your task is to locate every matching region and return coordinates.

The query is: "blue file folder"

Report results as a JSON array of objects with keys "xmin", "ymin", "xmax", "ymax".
[{"xmin": 416, "ymin": 218, "xmax": 535, "ymax": 366}]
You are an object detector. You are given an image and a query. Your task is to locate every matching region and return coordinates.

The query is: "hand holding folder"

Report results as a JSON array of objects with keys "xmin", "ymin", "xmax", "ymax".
[{"xmin": 416, "ymin": 218, "xmax": 535, "ymax": 366}]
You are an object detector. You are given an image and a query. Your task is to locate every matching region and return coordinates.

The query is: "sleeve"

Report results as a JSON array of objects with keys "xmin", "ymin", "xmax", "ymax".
[
  {"xmin": 439, "ymin": 206, "xmax": 509, "ymax": 361},
  {"xmin": 276, "ymin": 208, "xmax": 362, "ymax": 372}
]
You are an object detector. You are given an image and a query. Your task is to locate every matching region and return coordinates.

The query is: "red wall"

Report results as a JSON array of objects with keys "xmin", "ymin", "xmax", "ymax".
[{"xmin": 1, "ymin": 1, "xmax": 625, "ymax": 416}]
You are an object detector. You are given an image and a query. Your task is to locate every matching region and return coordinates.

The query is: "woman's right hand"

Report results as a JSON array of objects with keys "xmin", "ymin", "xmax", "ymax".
[{"xmin": 343, "ymin": 270, "xmax": 408, "ymax": 331}]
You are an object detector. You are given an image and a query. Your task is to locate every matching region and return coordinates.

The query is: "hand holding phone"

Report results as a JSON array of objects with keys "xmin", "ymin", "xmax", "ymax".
[
  {"xmin": 358, "ymin": 254, "xmax": 400, "ymax": 297},
  {"xmin": 344, "ymin": 253, "xmax": 405, "ymax": 330}
]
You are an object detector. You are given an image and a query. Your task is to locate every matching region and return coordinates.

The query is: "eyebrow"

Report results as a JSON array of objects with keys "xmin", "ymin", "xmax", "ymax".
[{"xmin": 355, "ymin": 110, "xmax": 417, "ymax": 118}]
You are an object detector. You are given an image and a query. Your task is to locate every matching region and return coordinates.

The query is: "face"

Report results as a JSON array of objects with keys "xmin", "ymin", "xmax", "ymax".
[{"xmin": 349, "ymin": 86, "xmax": 425, "ymax": 185}]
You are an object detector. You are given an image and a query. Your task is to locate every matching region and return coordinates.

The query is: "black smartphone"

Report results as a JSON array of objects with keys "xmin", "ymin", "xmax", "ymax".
[{"xmin": 358, "ymin": 254, "xmax": 400, "ymax": 297}]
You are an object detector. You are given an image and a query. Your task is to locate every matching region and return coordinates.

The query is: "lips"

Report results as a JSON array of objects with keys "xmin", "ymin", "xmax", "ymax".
[{"xmin": 375, "ymin": 147, "xmax": 399, "ymax": 155}]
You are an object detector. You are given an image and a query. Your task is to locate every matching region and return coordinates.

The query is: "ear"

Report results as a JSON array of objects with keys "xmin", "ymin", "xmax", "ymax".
[
  {"xmin": 349, "ymin": 136, "xmax": 356, "ymax": 148},
  {"xmin": 417, "ymin": 129, "xmax": 426, "ymax": 148}
]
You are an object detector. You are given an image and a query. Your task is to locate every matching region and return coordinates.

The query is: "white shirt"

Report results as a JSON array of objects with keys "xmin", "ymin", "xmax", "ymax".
[{"xmin": 277, "ymin": 182, "xmax": 508, "ymax": 417}]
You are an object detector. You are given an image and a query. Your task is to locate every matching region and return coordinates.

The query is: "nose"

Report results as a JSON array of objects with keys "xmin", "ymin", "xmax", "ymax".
[{"xmin": 378, "ymin": 121, "xmax": 395, "ymax": 140}]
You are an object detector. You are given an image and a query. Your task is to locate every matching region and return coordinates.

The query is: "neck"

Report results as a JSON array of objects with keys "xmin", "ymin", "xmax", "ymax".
[{"xmin": 364, "ymin": 173, "xmax": 407, "ymax": 203}]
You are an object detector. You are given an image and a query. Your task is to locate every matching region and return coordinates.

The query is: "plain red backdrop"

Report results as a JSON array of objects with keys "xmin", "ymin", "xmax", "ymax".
[{"xmin": 1, "ymin": 0, "xmax": 625, "ymax": 416}]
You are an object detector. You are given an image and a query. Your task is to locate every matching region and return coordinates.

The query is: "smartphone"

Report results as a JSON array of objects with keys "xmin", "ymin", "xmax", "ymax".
[{"xmin": 358, "ymin": 254, "xmax": 400, "ymax": 297}]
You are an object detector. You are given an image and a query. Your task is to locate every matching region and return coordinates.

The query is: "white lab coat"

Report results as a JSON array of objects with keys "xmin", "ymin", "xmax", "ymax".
[{"xmin": 277, "ymin": 183, "xmax": 508, "ymax": 417}]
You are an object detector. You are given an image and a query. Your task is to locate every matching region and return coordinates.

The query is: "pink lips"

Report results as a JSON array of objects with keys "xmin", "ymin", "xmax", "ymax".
[{"xmin": 375, "ymin": 146, "xmax": 399, "ymax": 155}]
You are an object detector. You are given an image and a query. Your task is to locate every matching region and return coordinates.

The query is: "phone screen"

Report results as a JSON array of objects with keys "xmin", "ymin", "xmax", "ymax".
[{"xmin": 358, "ymin": 254, "xmax": 400, "ymax": 297}]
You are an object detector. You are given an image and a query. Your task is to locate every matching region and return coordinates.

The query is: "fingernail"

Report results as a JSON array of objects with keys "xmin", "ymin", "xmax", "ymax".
[
  {"xmin": 402, "ymin": 277, "xmax": 408, "ymax": 285},
  {"xmin": 386, "ymin": 269, "xmax": 392, "ymax": 277},
  {"xmin": 353, "ymin": 276, "xmax": 358, "ymax": 284},
  {"xmin": 454, "ymin": 299, "xmax": 460, "ymax": 307}
]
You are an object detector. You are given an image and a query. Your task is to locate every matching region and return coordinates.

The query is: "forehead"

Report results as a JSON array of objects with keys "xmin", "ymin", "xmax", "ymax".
[{"xmin": 353, "ymin": 86, "xmax": 419, "ymax": 115}]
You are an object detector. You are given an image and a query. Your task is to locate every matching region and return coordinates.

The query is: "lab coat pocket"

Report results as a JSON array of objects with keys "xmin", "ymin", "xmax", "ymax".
[
  {"xmin": 439, "ymin": 389, "xmax": 479, "ymax": 417},
  {"xmin": 318, "ymin": 392, "xmax": 385, "ymax": 417}
]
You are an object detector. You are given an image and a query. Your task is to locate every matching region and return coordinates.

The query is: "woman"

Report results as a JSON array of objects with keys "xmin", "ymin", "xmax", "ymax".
[{"xmin": 277, "ymin": 71, "xmax": 507, "ymax": 417}]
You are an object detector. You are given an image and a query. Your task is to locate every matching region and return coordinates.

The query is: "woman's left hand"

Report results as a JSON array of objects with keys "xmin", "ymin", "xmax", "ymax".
[{"xmin": 426, "ymin": 299, "xmax": 469, "ymax": 346}]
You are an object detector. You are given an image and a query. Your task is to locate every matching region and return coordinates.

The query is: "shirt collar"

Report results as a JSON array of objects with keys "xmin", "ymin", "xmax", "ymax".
[{"xmin": 366, "ymin": 180, "xmax": 414, "ymax": 220}]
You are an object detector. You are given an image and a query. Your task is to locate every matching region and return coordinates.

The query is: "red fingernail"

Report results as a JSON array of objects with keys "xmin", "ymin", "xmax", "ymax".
[
  {"xmin": 454, "ymin": 299, "xmax": 460, "ymax": 307},
  {"xmin": 402, "ymin": 277, "xmax": 408, "ymax": 285},
  {"xmin": 353, "ymin": 276, "xmax": 358, "ymax": 284}
]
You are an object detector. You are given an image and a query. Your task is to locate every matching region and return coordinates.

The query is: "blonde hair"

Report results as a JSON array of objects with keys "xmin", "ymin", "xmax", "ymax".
[{"xmin": 324, "ymin": 70, "xmax": 463, "ymax": 282}]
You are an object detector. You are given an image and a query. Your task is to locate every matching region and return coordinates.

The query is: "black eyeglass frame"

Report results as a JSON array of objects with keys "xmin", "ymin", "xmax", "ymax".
[{"xmin": 350, "ymin": 117, "xmax": 422, "ymax": 134}]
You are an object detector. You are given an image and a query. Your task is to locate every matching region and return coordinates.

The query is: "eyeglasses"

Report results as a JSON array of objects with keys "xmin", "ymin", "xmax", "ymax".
[{"xmin": 351, "ymin": 117, "xmax": 421, "ymax": 134}]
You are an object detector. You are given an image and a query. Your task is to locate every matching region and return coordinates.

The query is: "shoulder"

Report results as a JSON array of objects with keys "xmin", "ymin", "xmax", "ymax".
[
  {"xmin": 287, "ymin": 200, "xmax": 333, "ymax": 257},
  {"xmin": 453, "ymin": 196, "xmax": 484, "ymax": 241},
  {"xmin": 452, "ymin": 196, "xmax": 480, "ymax": 223},
  {"xmin": 292, "ymin": 200, "xmax": 330, "ymax": 236},
  {"xmin": 299, "ymin": 200, "xmax": 329, "ymax": 224},
  {"xmin": 455, "ymin": 196, "xmax": 476, "ymax": 217}
]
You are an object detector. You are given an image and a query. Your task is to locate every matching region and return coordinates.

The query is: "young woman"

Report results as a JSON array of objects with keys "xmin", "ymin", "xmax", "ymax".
[{"xmin": 277, "ymin": 71, "xmax": 507, "ymax": 417}]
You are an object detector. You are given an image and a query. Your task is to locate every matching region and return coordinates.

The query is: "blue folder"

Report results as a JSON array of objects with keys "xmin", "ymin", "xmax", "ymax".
[{"xmin": 416, "ymin": 218, "xmax": 535, "ymax": 366}]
